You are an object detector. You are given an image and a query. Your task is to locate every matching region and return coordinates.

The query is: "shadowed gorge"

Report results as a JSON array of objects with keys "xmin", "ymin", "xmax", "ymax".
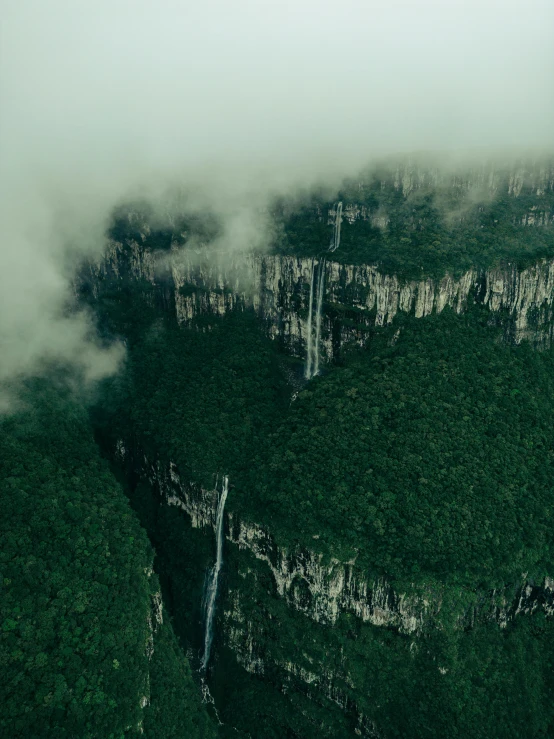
[{"xmin": 0, "ymin": 378, "xmax": 216, "ymax": 738}]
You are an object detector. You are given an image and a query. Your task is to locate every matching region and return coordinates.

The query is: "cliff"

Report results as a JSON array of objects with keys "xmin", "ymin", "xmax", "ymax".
[
  {"xmin": 127, "ymin": 446, "xmax": 553, "ymax": 629},
  {"xmin": 115, "ymin": 442, "xmax": 554, "ymax": 736},
  {"xmin": 86, "ymin": 243, "xmax": 554, "ymax": 364},
  {"xmin": 86, "ymin": 166, "xmax": 554, "ymax": 734}
]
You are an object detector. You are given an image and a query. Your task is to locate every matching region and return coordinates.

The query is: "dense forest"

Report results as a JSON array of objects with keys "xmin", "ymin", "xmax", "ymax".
[
  {"xmin": 94, "ymin": 283, "xmax": 554, "ymax": 591},
  {"xmin": 4, "ymin": 310, "xmax": 554, "ymax": 738},
  {"xmin": 272, "ymin": 163, "xmax": 554, "ymax": 278},
  {"xmin": 102, "ymin": 162, "xmax": 554, "ymax": 283},
  {"xmin": 250, "ymin": 308, "xmax": 554, "ymax": 587},
  {"xmin": 0, "ymin": 377, "xmax": 215, "ymax": 739},
  {"xmin": 84, "ymin": 248, "xmax": 554, "ymax": 736},
  {"xmin": 213, "ymin": 559, "xmax": 554, "ymax": 738},
  {"xmin": 4, "ymin": 161, "xmax": 554, "ymax": 737}
]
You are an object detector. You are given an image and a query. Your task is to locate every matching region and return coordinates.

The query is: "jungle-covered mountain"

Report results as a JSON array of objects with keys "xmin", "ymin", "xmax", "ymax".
[{"xmin": 3, "ymin": 159, "xmax": 554, "ymax": 738}]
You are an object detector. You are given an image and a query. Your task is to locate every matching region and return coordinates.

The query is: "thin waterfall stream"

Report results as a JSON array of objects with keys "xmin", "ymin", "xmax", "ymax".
[
  {"xmin": 329, "ymin": 201, "xmax": 342, "ymax": 252},
  {"xmin": 313, "ymin": 259, "xmax": 326, "ymax": 377},
  {"xmin": 304, "ymin": 264, "xmax": 316, "ymax": 379},
  {"xmin": 305, "ymin": 260, "xmax": 326, "ymax": 380},
  {"xmin": 200, "ymin": 475, "xmax": 229, "ymax": 671}
]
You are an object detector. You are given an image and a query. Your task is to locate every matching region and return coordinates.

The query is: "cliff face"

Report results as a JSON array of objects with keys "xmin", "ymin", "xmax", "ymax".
[
  {"xmin": 116, "ymin": 441, "xmax": 554, "ymax": 735},
  {"xmin": 85, "ymin": 158, "xmax": 554, "ymax": 360},
  {"xmin": 128, "ymin": 447, "xmax": 554, "ymax": 631},
  {"xmin": 117, "ymin": 442, "xmax": 427, "ymax": 632},
  {"xmin": 137, "ymin": 570, "xmax": 163, "ymax": 729},
  {"xmin": 87, "ymin": 243, "xmax": 554, "ymax": 363},
  {"xmin": 116, "ymin": 443, "xmax": 554, "ymax": 735},
  {"xmin": 383, "ymin": 159, "xmax": 554, "ymax": 198},
  {"xmin": 171, "ymin": 253, "xmax": 554, "ymax": 347},
  {"xmin": 88, "ymin": 173, "xmax": 554, "ymax": 733}
]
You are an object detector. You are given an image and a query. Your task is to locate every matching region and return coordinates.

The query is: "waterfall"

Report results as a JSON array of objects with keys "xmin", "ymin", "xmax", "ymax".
[
  {"xmin": 201, "ymin": 475, "xmax": 229, "ymax": 671},
  {"xmin": 304, "ymin": 260, "xmax": 326, "ymax": 379},
  {"xmin": 313, "ymin": 259, "xmax": 326, "ymax": 377},
  {"xmin": 329, "ymin": 201, "xmax": 342, "ymax": 252},
  {"xmin": 304, "ymin": 263, "xmax": 316, "ymax": 379}
]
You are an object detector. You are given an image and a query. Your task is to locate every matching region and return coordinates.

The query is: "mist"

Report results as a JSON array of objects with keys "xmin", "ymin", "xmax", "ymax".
[{"xmin": 1, "ymin": 0, "xmax": 553, "ymax": 403}]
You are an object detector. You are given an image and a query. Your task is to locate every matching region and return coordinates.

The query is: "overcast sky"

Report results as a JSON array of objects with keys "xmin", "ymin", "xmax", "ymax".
[{"xmin": 1, "ymin": 0, "xmax": 553, "ymax": 404}]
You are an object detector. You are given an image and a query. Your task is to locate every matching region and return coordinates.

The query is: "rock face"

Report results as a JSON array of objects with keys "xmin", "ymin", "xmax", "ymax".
[
  {"xmin": 132, "ymin": 448, "xmax": 554, "ymax": 629},
  {"xmin": 383, "ymin": 159, "xmax": 554, "ymax": 198},
  {"xmin": 173, "ymin": 252, "xmax": 554, "ymax": 345},
  {"xmin": 136, "ymin": 565, "xmax": 164, "ymax": 731},
  {"xmin": 119, "ymin": 442, "xmax": 430, "ymax": 633},
  {"xmin": 86, "ymin": 243, "xmax": 554, "ymax": 362},
  {"xmin": 117, "ymin": 444, "xmax": 554, "ymax": 736},
  {"xmin": 117, "ymin": 443, "xmax": 553, "ymax": 698},
  {"xmin": 90, "ymin": 174, "xmax": 554, "ymax": 731},
  {"xmin": 82, "ymin": 157, "xmax": 554, "ymax": 361},
  {"xmin": 81, "ymin": 158, "xmax": 554, "ymax": 359}
]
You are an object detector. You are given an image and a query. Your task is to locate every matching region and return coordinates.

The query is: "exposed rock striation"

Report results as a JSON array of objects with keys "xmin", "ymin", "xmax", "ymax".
[
  {"xmin": 117, "ymin": 442, "xmax": 554, "ymax": 635},
  {"xmin": 113, "ymin": 396, "xmax": 554, "ymax": 736},
  {"xmin": 116, "ymin": 443, "xmax": 553, "ymax": 736},
  {"xmin": 85, "ymin": 242, "xmax": 554, "ymax": 363}
]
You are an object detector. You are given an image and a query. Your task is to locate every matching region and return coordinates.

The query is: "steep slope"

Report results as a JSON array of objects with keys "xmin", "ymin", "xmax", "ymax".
[
  {"xmin": 0, "ymin": 378, "xmax": 215, "ymax": 739},
  {"xmin": 89, "ymin": 295, "xmax": 554, "ymax": 736},
  {"xmin": 79, "ymin": 159, "xmax": 554, "ymax": 736},
  {"xmin": 273, "ymin": 157, "xmax": 554, "ymax": 274}
]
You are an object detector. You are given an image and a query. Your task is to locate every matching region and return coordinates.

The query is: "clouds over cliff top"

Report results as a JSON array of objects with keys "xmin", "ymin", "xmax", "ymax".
[{"xmin": 1, "ymin": 0, "xmax": 553, "ymax": 402}]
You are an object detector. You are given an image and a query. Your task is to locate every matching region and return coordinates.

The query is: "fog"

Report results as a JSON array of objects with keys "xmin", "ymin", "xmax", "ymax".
[{"xmin": 1, "ymin": 0, "xmax": 553, "ymax": 404}]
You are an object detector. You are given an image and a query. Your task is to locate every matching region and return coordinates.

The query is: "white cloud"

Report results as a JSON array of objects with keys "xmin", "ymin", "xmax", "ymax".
[{"xmin": 0, "ymin": 0, "xmax": 552, "ymax": 396}]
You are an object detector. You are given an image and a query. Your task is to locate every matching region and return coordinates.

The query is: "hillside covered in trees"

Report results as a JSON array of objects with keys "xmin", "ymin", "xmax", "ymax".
[
  {"xmin": 273, "ymin": 159, "xmax": 554, "ymax": 278},
  {"xmin": 0, "ymin": 378, "xmax": 215, "ymax": 739},
  {"xmin": 81, "ymin": 246, "xmax": 554, "ymax": 736},
  {"xmin": 3, "ymin": 157, "xmax": 554, "ymax": 737}
]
